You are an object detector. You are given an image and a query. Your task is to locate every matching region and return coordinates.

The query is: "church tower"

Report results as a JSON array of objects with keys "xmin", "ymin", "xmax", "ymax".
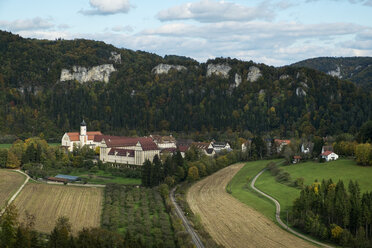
[{"xmin": 80, "ymin": 120, "xmax": 87, "ymax": 136}]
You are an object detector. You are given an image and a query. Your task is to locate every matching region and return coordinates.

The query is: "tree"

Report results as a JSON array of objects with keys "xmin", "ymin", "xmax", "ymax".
[
  {"xmin": 141, "ymin": 160, "xmax": 152, "ymax": 187},
  {"xmin": 6, "ymin": 150, "xmax": 20, "ymax": 168},
  {"xmin": 0, "ymin": 148, "xmax": 7, "ymax": 168},
  {"xmin": 187, "ymin": 166, "xmax": 199, "ymax": 181},
  {"xmin": 357, "ymin": 120, "xmax": 372, "ymax": 143},
  {"xmin": 355, "ymin": 143, "xmax": 372, "ymax": 166},
  {"xmin": 0, "ymin": 203, "xmax": 18, "ymax": 248},
  {"xmin": 48, "ymin": 216, "xmax": 72, "ymax": 248}
]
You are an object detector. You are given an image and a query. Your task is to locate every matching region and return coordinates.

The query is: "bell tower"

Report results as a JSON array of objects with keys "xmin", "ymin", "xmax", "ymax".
[{"xmin": 80, "ymin": 120, "xmax": 87, "ymax": 136}]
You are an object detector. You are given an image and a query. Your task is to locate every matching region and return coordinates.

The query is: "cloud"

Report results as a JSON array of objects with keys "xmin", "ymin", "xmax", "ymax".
[
  {"xmin": 111, "ymin": 25, "xmax": 134, "ymax": 33},
  {"xmin": 157, "ymin": 0, "xmax": 274, "ymax": 23},
  {"xmin": 306, "ymin": 0, "xmax": 372, "ymax": 6},
  {"xmin": 0, "ymin": 17, "xmax": 54, "ymax": 31},
  {"xmin": 80, "ymin": 0, "xmax": 132, "ymax": 15}
]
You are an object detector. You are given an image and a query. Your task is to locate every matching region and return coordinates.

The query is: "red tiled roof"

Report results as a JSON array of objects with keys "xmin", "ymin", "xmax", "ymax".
[
  {"xmin": 321, "ymin": 151, "xmax": 333, "ymax": 156},
  {"xmin": 293, "ymin": 156, "xmax": 302, "ymax": 159},
  {"xmin": 108, "ymin": 148, "xmax": 135, "ymax": 157},
  {"xmin": 160, "ymin": 147, "xmax": 177, "ymax": 153},
  {"xmin": 67, "ymin": 132, "xmax": 79, "ymax": 141},
  {"xmin": 177, "ymin": 145, "xmax": 190, "ymax": 153},
  {"xmin": 274, "ymin": 139, "xmax": 291, "ymax": 145},
  {"xmin": 67, "ymin": 131, "xmax": 102, "ymax": 141},
  {"xmin": 192, "ymin": 142, "xmax": 210, "ymax": 150},
  {"xmin": 102, "ymin": 136, "xmax": 159, "ymax": 151}
]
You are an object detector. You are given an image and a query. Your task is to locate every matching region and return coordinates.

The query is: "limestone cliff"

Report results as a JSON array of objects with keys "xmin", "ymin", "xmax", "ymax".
[
  {"xmin": 60, "ymin": 64, "xmax": 116, "ymax": 83},
  {"xmin": 247, "ymin": 66, "xmax": 262, "ymax": 82},
  {"xmin": 206, "ymin": 64, "xmax": 231, "ymax": 78},
  {"xmin": 152, "ymin": 64, "xmax": 187, "ymax": 74}
]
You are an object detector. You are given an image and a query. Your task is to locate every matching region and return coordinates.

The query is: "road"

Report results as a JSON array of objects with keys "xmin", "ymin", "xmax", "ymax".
[
  {"xmin": 0, "ymin": 169, "xmax": 30, "ymax": 216},
  {"xmin": 251, "ymin": 169, "xmax": 334, "ymax": 248},
  {"xmin": 170, "ymin": 187, "xmax": 205, "ymax": 248}
]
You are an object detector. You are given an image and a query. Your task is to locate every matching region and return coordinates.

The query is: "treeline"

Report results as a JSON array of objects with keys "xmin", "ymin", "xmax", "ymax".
[
  {"xmin": 1, "ymin": 31, "xmax": 371, "ymax": 140},
  {"xmin": 141, "ymin": 147, "xmax": 242, "ymax": 187},
  {"xmin": 292, "ymin": 179, "xmax": 372, "ymax": 247},
  {"xmin": 0, "ymin": 204, "xmax": 144, "ymax": 248}
]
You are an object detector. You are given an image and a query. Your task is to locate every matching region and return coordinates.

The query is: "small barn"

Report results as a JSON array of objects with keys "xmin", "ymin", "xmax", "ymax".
[
  {"xmin": 55, "ymin": 174, "xmax": 81, "ymax": 182},
  {"xmin": 321, "ymin": 151, "xmax": 339, "ymax": 162}
]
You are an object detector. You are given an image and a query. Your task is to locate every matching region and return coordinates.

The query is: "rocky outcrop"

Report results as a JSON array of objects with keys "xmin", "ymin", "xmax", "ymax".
[
  {"xmin": 60, "ymin": 64, "xmax": 116, "ymax": 83},
  {"xmin": 152, "ymin": 64, "xmax": 187, "ymax": 74},
  {"xmin": 247, "ymin": 66, "xmax": 262, "ymax": 82},
  {"xmin": 279, "ymin": 74, "xmax": 290, "ymax": 80},
  {"xmin": 327, "ymin": 65, "xmax": 342, "ymax": 78},
  {"xmin": 109, "ymin": 52, "xmax": 121, "ymax": 64},
  {"xmin": 234, "ymin": 73, "xmax": 242, "ymax": 87},
  {"xmin": 296, "ymin": 87, "xmax": 307, "ymax": 97},
  {"xmin": 206, "ymin": 64, "xmax": 231, "ymax": 78}
]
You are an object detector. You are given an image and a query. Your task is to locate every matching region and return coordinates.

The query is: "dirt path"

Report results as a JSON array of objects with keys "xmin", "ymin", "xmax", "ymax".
[{"xmin": 187, "ymin": 163, "xmax": 315, "ymax": 248}]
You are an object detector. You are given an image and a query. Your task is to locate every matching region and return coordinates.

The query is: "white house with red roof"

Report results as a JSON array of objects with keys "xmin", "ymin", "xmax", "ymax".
[
  {"xmin": 61, "ymin": 120, "xmax": 102, "ymax": 151},
  {"xmin": 321, "ymin": 151, "xmax": 339, "ymax": 162},
  {"xmin": 98, "ymin": 136, "xmax": 160, "ymax": 166}
]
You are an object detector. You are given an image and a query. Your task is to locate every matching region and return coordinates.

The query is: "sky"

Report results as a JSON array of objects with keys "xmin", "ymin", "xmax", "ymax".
[{"xmin": 0, "ymin": 0, "xmax": 372, "ymax": 66}]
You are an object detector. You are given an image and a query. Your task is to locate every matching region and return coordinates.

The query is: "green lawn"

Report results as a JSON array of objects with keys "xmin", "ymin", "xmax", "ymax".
[
  {"xmin": 0, "ymin": 143, "xmax": 60, "ymax": 149},
  {"xmin": 70, "ymin": 170, "xmax": 141, "ymax": 185},
  {"xmin": 230, "ymin": 158, "xmax": 372, "ymax": 223},
  {"xmin": 229, "ymin": 160, "xmax": 281, "ymax": 222}
]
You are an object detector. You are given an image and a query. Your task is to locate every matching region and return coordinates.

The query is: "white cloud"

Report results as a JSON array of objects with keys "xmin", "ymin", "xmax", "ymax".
[
  {"xmin": 306, "ymin": 0, "xmax": 372, "ymax": 6},
  {"xmin": 0, "ymin": 17, "xmax": 54, "ymax": 31},
  {"xmin": 111, "ymin": 25, "xmax": 134, "ymax": 32},
  {"xmin": 157, "ymin": 0, "xmax": 274, "ymax": 23},
  {"xmin": 80, "ymin": 0, "xmax": 132, "ymax": 15}
]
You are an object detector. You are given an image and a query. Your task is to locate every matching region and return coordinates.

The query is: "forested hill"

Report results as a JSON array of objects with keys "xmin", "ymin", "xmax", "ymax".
[
  {"xmin": 291, "ymin": 57, "xmax": 372, "ymax": 88},
  {"xmin": 0, "ymin": 30, "xmax": 371, "ymax": 141}
]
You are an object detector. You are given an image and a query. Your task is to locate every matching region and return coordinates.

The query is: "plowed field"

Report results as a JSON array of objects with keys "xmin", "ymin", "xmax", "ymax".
[
  {"xmin": 14, "ymin": 183, "xmax": 103, "ymax": 233},
  {"xmin": 187, "ymin": 163, "xmax": 315, "ymax": 248},
  {"xmin": 0, "ymin": 169, "xmax": 26, "ymax": 208}
]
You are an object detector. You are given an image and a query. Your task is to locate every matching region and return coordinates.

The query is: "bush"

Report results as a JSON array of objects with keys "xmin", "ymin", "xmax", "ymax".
[{"xmin": 275, "ymin": 172, "xmax": 290, "ymax": 183}]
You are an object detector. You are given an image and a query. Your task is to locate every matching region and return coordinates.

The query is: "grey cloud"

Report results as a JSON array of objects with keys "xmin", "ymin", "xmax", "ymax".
[
  {"xmin": 0, "ymin": 17, "xmax": 54, "ymax": 31},
  {"xmin": 157, "ymin": 0, "xmax": 274, "ymax": 23},
  {"xmin": 112, "ymin": 25, "xmax": 134, "ymax": 33}
]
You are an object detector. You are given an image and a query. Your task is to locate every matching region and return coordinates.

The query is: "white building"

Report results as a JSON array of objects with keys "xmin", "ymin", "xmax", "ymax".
[
  {"xmin": 99, "ymin": 136, "xmax": 160, "ymax": 166},
  {"xmin": 321, "ymin": 151, "xmax": 339, "ymax": 162},
  {"xmin": 150, "ymin": 134, "xmax": 177, "ymax": 149},
  {"xmin": 61, "ymin": 120, "xmax": 102, "ymax": 151},
  {"xmin": 211, "ymin": 141, "xmax": 231, "ymax": 153}
]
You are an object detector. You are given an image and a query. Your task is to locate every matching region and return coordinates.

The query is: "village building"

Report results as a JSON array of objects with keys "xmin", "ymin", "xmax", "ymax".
[
  {"xmin": 98, "ymin": 136, "xmax": 160, "ymax": 166},
  {"xmin": 241, "ymin": 139, "xmax": 252, "ymax": 152},
  {"xmin": 274, "ymin": 139, "xmax": 291, "ymax": 152},
  {"xmin": 293, "ymin": 155, "xmax": 302, "ymax": 164},
  {"xmin": 61, "ymin": 120, "xmax": 102, "ymax": 151},
  {"xmin": 211, "ymin": 141, "xmax": 231, "ymax": 153},
  {"xmin": 150, "ymin": 134, "xmax": 177, "ymax": 149},
  {"xmin": 321, "ymin": 145, "xmax": 334, "ymax": 154},
  {"xmin": 301, "ymin": 142, "xmax": 314, "ymax": 154},
  {"xmin": 321, "ymin": 151, "xmax": 339, "ymax": 162}
]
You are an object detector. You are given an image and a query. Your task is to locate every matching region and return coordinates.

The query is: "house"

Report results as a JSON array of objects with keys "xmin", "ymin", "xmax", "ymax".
[
  {"xmin": 99, "ymin": 136, "xmax": 160, "ymax": 166},
  {"xmin": 321, "ymin": 145, "xmax": 333, "ymax": 154},
  {"xmin": 301, "ymin": 142, "xmax": 314, "ymax": 154},
  {"xmin": 61, "ymin": 120, "xmax": 102, "ymax": 151},
  {"xmin": 241, "ymin": 140, "xmax": 252, "ymax": 152},
  {"xmin": 293, "ymin": 155, "xmax": 302, "ymax": 164},
  {"xmin": 191, "ymin": 142, "xmax": 215, "ymax": 156},
  {"xmin": 211, "ymin": 141, "xmax": 231, "ymax": 153},
  {"xmin": 150, "ymin": 134, "xmax": 177, "ymax": 149},
  {"xmin": 274, "ymin": 139, "xmax": 291, "ymax": 152},
  {"xmin": 321, "ymin": 151, "xmax": 339, "ymax": 162},
  {"xmin": 177, "ymin": 145, "xmax": 190, "ymax": 158}
]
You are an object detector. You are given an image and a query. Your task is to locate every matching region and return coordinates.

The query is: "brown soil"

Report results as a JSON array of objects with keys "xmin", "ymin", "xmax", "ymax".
[
  {"xmin": 187, "ymin": 163, "xmax": 315, "ymax": 248},
  {"xmin": 0, "ymin": 169, "xmax": 25, "ymax": 208}
]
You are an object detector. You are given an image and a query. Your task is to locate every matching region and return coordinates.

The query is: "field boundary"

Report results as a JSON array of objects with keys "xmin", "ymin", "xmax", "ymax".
[
  {"xmin": 0, "ymin": 169, "xmax": 29, "ymax": 216},
  {"xmin": 251, "ymin": 168, "xmax": 333, "ymax": 248}
]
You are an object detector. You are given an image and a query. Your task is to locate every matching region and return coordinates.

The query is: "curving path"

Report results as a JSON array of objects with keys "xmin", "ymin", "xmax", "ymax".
[
  {"xmin": 187, "ymin": 163, "xmax": 315, "ymax": 248},
  {"xmin": 251, "ymin": 169, "xmax": 334, "ymax": 248},
  {"xmin": 170, "ymin": 187, "xmax": 205, "ymax": 248},
  {"xmin": 0, "ymin": 169, "xmax": 30, "ymax": 216}
]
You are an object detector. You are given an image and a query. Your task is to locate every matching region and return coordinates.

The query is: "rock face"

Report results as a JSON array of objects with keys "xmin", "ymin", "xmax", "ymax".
[
  {"xmin": 234, "ymin": 73, "xmax": 242, "ymax": 87},
  {"xmin": 206, "ymin": 64, "xmax": 231, "ymax": 78},
  {"xmin": 109, "ymin": 52, "xmax": 121, "ymax": 64},
  {"xmin": 279, "ymin": 74, "xmax": 290, "ymax": 80},
  {"xmin": 60, "ymin": 64, "xmax": 116, "ymax": 83},
  {"xmin": 327, "ymin": 65, "xmax": 342, "ymax": 78},
  {"xmin": 247, "ymin": 66, "xmax": 262, "ymax": 82},
  {"xmin": 296, "ymin": 87, "xmax": 307, "ymax": 97},
  {"xmin": 152, "ymin": 64, "xmax": 187, "ymax": 74}
]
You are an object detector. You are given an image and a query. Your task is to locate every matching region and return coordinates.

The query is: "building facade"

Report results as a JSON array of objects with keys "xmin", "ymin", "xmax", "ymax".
[{"xmin": 61, "ymin": 120, "xmax": 102, "ymax": 151}]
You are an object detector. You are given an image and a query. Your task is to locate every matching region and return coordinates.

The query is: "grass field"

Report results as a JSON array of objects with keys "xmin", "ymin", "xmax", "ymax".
[
  {"xmin": 13, "ymin": 182, "xmax": 103, "ymax": 234},
  {"xmin": 70, "ymin": 170, "xmax": 141, "ymax": 185},
  {"xmin": 229, "ymin": 160, "xmax": 280, "ymax": 222},
  {"xmin": 0, "ymin": 143, "xmax": 60, "ymax": 149},
  {"xmin": 0, "ymin": 170, "xmax": 26, "ymax": 208},
  {"xmin": 230, "ymin": 159, "xmax": 372, "ymax": 222}
]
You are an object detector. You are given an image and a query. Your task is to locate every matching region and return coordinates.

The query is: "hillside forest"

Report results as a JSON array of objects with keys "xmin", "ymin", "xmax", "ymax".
[{"xmin": 0, "ymin": 30, "xmax": 371, "ymax": 142}]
